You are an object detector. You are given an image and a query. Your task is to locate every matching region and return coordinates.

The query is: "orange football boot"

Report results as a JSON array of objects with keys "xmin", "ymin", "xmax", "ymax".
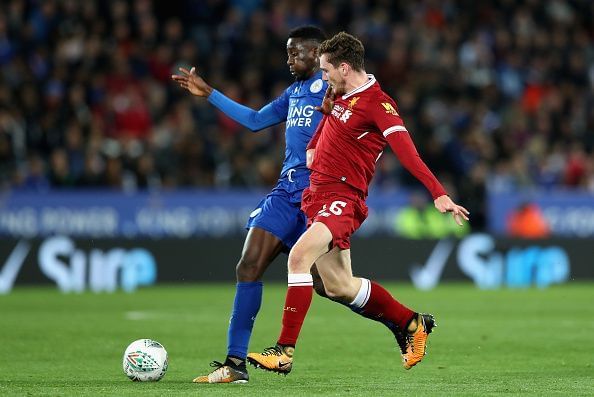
[
  {"xmin": 402, "ymin": 313, "xmax": 436, "ymax": 370},
  {"xmin": 247, "ymin": 345, "xmax": 293, "ymax": 374}
]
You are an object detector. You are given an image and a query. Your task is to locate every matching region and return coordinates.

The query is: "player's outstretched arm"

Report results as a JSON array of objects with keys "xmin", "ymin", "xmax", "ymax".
[
  {"xmin": 171, "ymin": 67, "xmax": 284, "ymax": 132},
  {"xmin": 434, "ymin": 195, "xmax": 470, "ymax": 226},
  {"xmin": 386, "ymin": 130, "xmax": 469, "ymax": 226},
  {"xmin": 171, "ymin": 67, "xmax": 213, "ymax": 97}
]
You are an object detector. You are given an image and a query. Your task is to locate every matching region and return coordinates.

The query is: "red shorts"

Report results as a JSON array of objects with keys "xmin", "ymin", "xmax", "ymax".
[{"xmin": 301, "ymin": 184, "xmax": 368, "ymax": 249}]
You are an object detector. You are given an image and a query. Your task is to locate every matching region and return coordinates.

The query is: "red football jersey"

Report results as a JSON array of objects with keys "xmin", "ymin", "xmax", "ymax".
[{"xmin": 308, "ymin": 75, "xmax": 446, "ymax": 199}]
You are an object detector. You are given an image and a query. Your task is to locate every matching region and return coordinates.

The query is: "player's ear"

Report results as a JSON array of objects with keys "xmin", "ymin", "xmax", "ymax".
[{"xmin": 312, "ymin": 46, "xmax": 319, "ymax": 59}]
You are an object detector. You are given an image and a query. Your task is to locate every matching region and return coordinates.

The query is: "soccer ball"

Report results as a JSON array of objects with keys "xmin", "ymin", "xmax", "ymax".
[{"xmin": 122, "ymin": 339, "xmax": 168, "ymax": 381}]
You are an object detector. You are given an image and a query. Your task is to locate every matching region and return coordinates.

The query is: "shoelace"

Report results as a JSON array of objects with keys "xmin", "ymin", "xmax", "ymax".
[
  {"xmin": 261, "ymin": 346, "xmax": 283, "ymax": 356},
  {"xmin": 205, "ymin": 361, "xmax": 231, "ymax": 382},
  {"xmin": 407, "ymin": 321, "xmax": 427, "ymax": 358},
  {"xmin": 209, "ymin": 360, "xmax": 225, "ymax": 368},
  {"xmin": 407, "ymin": 334, "xmax": 416, "ymax": 352}
]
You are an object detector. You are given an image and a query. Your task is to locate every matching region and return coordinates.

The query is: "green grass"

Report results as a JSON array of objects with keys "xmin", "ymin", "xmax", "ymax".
[{"xmin": 1, "ymin": 283, "xmax": 593, "ymax": 396}]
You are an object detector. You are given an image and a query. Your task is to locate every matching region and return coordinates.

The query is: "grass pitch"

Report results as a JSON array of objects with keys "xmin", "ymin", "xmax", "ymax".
[{"xmin": 1, "ymin": 282, "xmax": 592, "ymax": 396}]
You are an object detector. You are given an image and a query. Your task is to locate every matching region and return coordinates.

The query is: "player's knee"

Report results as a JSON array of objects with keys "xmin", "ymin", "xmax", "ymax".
[
  {"xmin": 287, "ymin": 248, "xmax": 310, "ymax": 273},
  {"xmin": 323, "ymin": 284, "xmax": 350, "ymax": 303},
  {"xmin": 236, "ymin": 253, "xmax": 265, "ymax": 282}
]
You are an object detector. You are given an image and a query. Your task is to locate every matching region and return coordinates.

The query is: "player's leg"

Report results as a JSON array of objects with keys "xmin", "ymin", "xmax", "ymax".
[
  {"xmin": 228, "ymin": 227, "xmax": 284, "ymax": 364},
  {"xmin": 278, "ymin": 222, "xmax": 334, "ymax": 343},
  {"xmin": 247, "ymin": 222, "xmax": 333, "ymax": 374},
  {"xmin": 196, "ymin": 189, "xmax": 310, "ymax": 383},
  {"xmin": 314, "ymin": 250, "xmax": 435, "ymax": 370},
  {"xmin": 311, "ymin": 246, "xmax": 359, "ymax": 302},
  {"xmin": 194, "ymin": 227, "xmax": 284, "ymax": 384},
  {"xmin": 311, "ymin": 264, "xmax": 408, "ymax": 350},
  {"xmin": 236, "ymin": 227, "xmax": 285, "ymax": 281},
  {"xmin": 228, "ymin": 228, "xmax": 284, "ymax": 361}
]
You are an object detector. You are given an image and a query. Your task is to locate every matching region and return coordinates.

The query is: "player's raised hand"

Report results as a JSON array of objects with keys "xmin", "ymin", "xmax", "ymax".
[
  {"xmin": 315, "ymin": 86, "xmax": 335, "ymax": 115},
  {"xmin": 434, "ymin": 195, "xmax": 470, "ymax": 226},
  {"xmin": 171, "ymin": 67, "xmax": 213, "ymax": 97}
]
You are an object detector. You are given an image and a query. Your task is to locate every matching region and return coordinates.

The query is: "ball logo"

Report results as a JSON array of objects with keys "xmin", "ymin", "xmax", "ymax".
[
  {"xmin": 126, "ymin": 351, "xmax": 160, "ymax": 371},
  {"xmin": 310, "ymin": 79, "xmax": 323, "ymax": 93}
]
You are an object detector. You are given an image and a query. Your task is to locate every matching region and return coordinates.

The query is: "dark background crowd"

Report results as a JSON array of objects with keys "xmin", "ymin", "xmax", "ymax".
[{"xmin": 0, "ymin": 0, "xmax": 592, "ymax": 231}]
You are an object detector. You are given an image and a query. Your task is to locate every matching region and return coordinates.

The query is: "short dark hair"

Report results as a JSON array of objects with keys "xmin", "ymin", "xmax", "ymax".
[
  {"xmin": 288, "ymin": 25, "xmax": 326, "ymax": 43},
  {"xmin": 319, "ymin": 32, "xmax": 365, "ymax": 71}
]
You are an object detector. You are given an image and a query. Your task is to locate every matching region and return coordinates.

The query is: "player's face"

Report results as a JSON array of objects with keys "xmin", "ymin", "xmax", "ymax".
[
  {"xmin": 320, "ymin": 53, "xmax": 346, "ymax": 95},
  {"xmin": 286, "ymin": 38, "xmax": 318, "ymax": 80}
]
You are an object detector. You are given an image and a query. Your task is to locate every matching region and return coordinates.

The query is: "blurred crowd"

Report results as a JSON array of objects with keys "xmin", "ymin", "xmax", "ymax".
[{"xmin": 0, "ymin": 0, "xmax": 592, "ymax": 230}]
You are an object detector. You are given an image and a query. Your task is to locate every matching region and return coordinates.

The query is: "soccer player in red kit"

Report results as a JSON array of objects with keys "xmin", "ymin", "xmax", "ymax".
[{"xmin": 247, "ymin": 32, "xmax": 469, "ymax": 374}]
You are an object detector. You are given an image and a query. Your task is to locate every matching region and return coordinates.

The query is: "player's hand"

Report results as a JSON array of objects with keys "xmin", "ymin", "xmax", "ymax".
[
  {"xmin": 171, "ymin": 67, "xmax": 213, "ymax": 97},
  {"xmin": 434, "ymin": 195, "xmax": 470, "ymax": 226},
  {"xmin": 306, "ymin": 149, "xmax": 315, "ymax": 168},
  {"xmin": 315, "ymin": 86, "xmax": 335, "ymax": 115}
]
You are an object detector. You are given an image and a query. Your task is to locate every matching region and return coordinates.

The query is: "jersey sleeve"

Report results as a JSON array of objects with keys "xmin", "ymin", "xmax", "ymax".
[
  {"xmin": 371, "ymin": 97, "xmax": 447, "ymax": 199},
  {"xmin": 207, "ymin": 89, "xmax": 286, "ymax": 132},
  {"xmin": 269, "ymin": 86, "xmax": 290, "ymax": 120}
]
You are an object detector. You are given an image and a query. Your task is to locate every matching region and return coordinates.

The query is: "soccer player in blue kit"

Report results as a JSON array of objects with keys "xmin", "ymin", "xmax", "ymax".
[{"xmin": 172, "ymin": 26, "xmax": 328, "ymax": 383}]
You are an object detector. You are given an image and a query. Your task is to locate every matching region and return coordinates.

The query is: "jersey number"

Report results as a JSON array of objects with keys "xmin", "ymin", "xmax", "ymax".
[{"xmin": 318, "ymin": 201, "xmax": 347, "ymax": 217}]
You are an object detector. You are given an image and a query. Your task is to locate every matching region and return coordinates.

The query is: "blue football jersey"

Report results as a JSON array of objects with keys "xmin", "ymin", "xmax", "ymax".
[{"xmin": 270, "ymin": 71, "xmax": 327, "ymax": 177}]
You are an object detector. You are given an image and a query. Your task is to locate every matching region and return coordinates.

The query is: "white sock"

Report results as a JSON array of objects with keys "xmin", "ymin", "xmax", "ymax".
[
  {"xmin": 349, "ymin": 278, "xmax": 371, "ymax": 308},
  {"xmin": 288, "ymin": 273, "xmax": 313, "ymax": 287}
]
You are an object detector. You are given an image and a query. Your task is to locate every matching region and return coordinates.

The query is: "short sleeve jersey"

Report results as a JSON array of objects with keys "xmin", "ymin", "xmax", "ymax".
[{"xmin": 309, "ymin": 75, "xmax": 408, "ymax": 196}]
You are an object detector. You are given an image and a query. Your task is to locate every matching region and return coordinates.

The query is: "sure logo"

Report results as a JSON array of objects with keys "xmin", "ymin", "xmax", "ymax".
[
  {"xmin": 38, "ymin": 236, "xmax": 157, "ymax": 292},
  {"xmin": 409, "ymin": 234, "xmax": 570, "ymax": 290},
  {"xmin": 0, "ymin": 236, "xmax": 157, "ymax": 293}
]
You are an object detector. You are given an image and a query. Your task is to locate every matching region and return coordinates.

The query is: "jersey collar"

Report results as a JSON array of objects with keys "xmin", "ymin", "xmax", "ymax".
[{"xmin": 342, "ymin": 74, "xmax": 376, "ymax": 100}]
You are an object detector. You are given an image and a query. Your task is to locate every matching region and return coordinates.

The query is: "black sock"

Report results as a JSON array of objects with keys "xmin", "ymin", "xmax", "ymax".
[{"xmin": 225, "ymin": 355, "xmax": 246, "ymax": 370}]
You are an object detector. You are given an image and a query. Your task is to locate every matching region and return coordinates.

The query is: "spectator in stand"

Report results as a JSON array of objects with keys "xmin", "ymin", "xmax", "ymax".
[{"xmin": 0, "ymin": 0, "xmax": 590, "ymax": 236}]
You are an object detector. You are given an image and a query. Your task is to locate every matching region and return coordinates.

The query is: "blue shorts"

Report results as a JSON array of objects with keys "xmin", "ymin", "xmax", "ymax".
[{"xmin": 245, "ymin": 172, "xmax": 309, "ymax": 252}]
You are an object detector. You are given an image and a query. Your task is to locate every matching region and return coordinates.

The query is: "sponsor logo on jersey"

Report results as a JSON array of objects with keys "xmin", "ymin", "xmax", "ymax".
[
  {"xmin": 287, "ymin": 104, "xmax": 315, "ymax": 128},
  {"xmin": 330, "ymin": 104, "xmax": 353, "ymax": 123},
  {"xmin": 339, "ymin": 109, "xmax": 352, "ymax": 123},
  {"xmin": 310, "ymin": 79, "xmax": 323, "ymax": 93},
  {"xmin": 381, "ymin": 102, "xmax": 399, "ymax": 115},
  {"xmin": 331, "ymin": 104, "xmax": 342, "ymax": 118}
]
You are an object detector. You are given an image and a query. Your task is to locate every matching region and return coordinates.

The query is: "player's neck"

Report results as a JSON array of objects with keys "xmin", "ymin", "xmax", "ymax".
[
  {"xmin": 344, "ymin": 71, "xmax": 369, "ymax": 94},
  {"xmin": 302, "ymin": 66, "xmax": 320, "ymax": 81}
]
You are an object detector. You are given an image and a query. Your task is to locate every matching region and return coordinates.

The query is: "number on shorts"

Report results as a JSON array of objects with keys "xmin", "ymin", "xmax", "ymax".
[{"xmin": 318, "ymin": 200, "xmax": 347, "ymax": 217}]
